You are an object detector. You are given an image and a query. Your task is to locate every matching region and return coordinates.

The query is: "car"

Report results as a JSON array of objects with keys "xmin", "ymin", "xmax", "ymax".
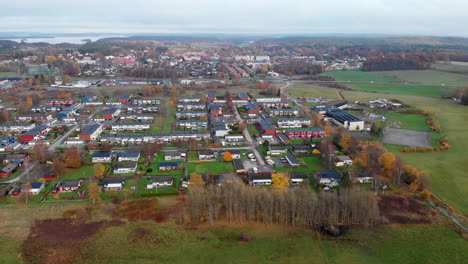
[
  {"xmin": 250, "ymin": 158, "xmax": 257, "ymax": 162},
  {"xmin": 11, "ymin": 188, "xmax": 21, "ymax": 196}
]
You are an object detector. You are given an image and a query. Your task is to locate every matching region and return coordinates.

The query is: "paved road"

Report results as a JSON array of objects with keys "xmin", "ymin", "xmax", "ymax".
[
  {"xmin": 232, "ymin": 104, "xmax": 265, "ymax": 166},
  {"xmin": 289, "ymin": 79, "xmax": 465, "ymax": 88},
  {"xmin": 428, "ymin": 199, "xmax": 468, "ymax": 232},
  {"xmin": 5, "ymin": 161, "xmax": 38, "ymax": 183},
  {"xmin": 48, "ymin": 125, "xmax": 78, "ymax": 151}
]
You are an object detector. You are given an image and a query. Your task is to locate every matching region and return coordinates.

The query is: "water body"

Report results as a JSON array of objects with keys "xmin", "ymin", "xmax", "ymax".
[{"xmin": 2, "ymin": 35, "xmax": 125, "ymax": 44}]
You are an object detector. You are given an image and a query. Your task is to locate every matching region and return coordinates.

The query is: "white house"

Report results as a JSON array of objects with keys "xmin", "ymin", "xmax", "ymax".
[
  {"xmin": 113, "ymin": 163, "xmax": 137, "ymax": 174},
  {"xmin": 147, "ymin": 175, "xmax": 174, "ymax": 188},
  {"xmin": 248, "ymin": 173, "xmax": 272, "ymax": 186},
  {"xmin": 335, "ymin": 155, "xmax": 353, "ymax": 167}
]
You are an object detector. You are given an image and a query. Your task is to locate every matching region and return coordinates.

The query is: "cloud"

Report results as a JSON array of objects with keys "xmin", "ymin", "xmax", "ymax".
[{"xmin": 0, "ymin": 0, "xmax": 467, "ymax": 36}]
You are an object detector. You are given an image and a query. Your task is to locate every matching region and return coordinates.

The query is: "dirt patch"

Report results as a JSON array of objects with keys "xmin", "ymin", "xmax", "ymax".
[
  {"xmin": 21, "ymin": 218, "xmax": 123, "ymax": 264},
  {"xmin": 378, "ymin": 195, "xmax": 438, "ymax": 224}
]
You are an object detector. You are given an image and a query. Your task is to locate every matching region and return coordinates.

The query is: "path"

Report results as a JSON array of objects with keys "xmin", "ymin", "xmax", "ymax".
[{"xmin": 233, "ymin": 103, "xmax": 265, "ymax": 166}]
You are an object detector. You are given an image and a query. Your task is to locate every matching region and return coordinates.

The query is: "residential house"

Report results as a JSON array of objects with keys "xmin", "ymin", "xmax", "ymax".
[
  {"xmin": 233, "ymin": 159, "xmax": 246, "ymax": 173},
  {"xmin": 254, "ymin": 120, "xmax": 277, "ymax": 135},
  {"xmin": 268, "ymin": 145, "xmax": 289, "ymax": 155},
  {"xmin": 111, "ymin": 122, "xmax": 151, "ymax": 131},
  {"xmin": 285, "ymin": 128, "xmax": 325, "ymax": 138},
  {"xmin": 335, "ymin": 155, "xmax": 353, "ymax": 167},
  {"xmin": 268, "ymin": 108, "xmax": 299, "ymax": 117},
  {"xmin": 221, "ymin": 149, "xmax": 241, "ymax": 159},
  {"xmin": 79, "ymin": 124, "xmax": 103, "ymax": 141},
  {"xmin": 165, "ymin": 151, "xmax": 184, "ymax": 161},
  {"xmin": 26, "ymin": 182, "xmax": 45, "ymax": 195},
  {"xmin": 113, "ymin": 163, "xmax": 137, "ymax": 174},
  {"xmin": 132, "ymin": 98, "xmax": 161, "ymax": 105},
  {"xmin": 0, "ymin": 163, "xmax": 18, "ymax": 177},
  {"xmin": 286, "ymin": 153, "xmax": 301, "ymax": 167},
  {"xmin": 15, "ymin": 114, "xmax": 52, "ymax": 122},
  {"xmin": 101, "ymin": 177, "xmax": 126, "ymax": 191},
  {"xmin": 56, "ymin": 180, "xmax": 82, "ymax": 192},
  {"xmin": 314, "ymin": 171, "xmax": 342, "ymax": 186},
  {"xmin": 92, "ymin": 152, "xmax": 113, "ymax": 163},
  {"xmin": 175, "ymin": 120, "xmax": 208, "ymax": 130},
  {"xmin": 290, "ymin": 172, "xmax": 309, "ymax": 184},
  {"xmin": 147, "ymin": 175, "xmax": 174, "ymax": 188},
  {"xmin": 20, "ymin": 125, "xmax": 50, "ymax": 142},
  {"xmin": 277, "ymin": 118, "xmax": 311, "ymax": 128},
  {"xmin": 349, "ymin": 171, "xmax": 374, "ymax": 183},
  {"xmin": 255, "ymin": 97, "xmax": 282, "ymax": 103},
  {"xmin": 198, "ymin": 150, "xmax": 216, "ymax": 161},
  {"xmin": 292, "ymin": 145, "xmax": 312, "ymax": 155},
  {"xmin": 248, "ymin": 172, "xmax": 272, "ymax": 186},
  {"xmin": 117, "ymin": 152, "xmax": 140, "ymax": 162},
  {"xmin": 0, "ymin": 123, "xmax": 35, "ymax": 133},
  {"xmin": 159, "ymin": 161, "xmax": 181, "ymax": 172}
]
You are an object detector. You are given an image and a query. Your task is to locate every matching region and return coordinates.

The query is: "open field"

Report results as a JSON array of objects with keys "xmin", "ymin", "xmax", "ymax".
[
  {"xmin": 431, "ymin": 61, "xmax": 468, "ymax": 74},
  {"xmin": 288, "ymin": 84, "xmax": 340, "ymax": 99},
  {"xmin": 188, "ymin": 161, "xmax": 235, "ymax": 175},
  {"xmin": 75, "ymin": 222, "xmax": 467, "ymax": 264},
  {"xmin": 61, "ymin": 165, "xmax": 95, "ymax": 180},
  {"xmin": 288, "ymin": 84, "xmax": 468, "ymax": 214},
  {"xmin": 348, "ymin": 83, "xmax": 446, "ymax": 97},
  {"xmin": 374, "ymin": 70, "xmax": 468, "ymax": 86},
  {"xmin": 381, "ymin": 112, "xmax": 429, "ymax": 131},
  {"xmin": 321, "ymin": 70, "xmax": 395, "ymax": 83}
]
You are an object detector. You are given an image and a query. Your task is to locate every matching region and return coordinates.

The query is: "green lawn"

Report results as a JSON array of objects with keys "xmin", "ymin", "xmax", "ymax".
[
  {"xmin": 275, "ymin": 156, "xmax": 323, "ymax": 173},
  {"xmin": 380, "ymin": 111, "xmax": 429, "ymax": 131},
  {"xmin": 60, "ymin": 165, "xmax": 95, "ymax": 180},
  {"xmin": 77, "ymin": 222, "xmax": 467, "ymax": 264},
  {"xmin": 348, "ymin": 83, "xmax": 446, "ymax": 97},
  {"xmin": 321, "ymin": 70, "xmax": 395, "ymax": 83},
  {"xmin": 374, "ymin": 70, "xmax": 468, "ymax": 86},
  {"xmin": 188, "ymin": 161, "xmax": 235, "ymax": 175},
  {"xmin": 288, "ymin": 84, "xmax": 340, "ymax": 99}
]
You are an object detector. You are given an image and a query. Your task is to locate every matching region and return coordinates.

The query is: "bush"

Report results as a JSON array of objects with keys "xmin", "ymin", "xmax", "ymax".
[{"xmin": 140, "ymin": 192, "xmax": 177, "ymax": 197}]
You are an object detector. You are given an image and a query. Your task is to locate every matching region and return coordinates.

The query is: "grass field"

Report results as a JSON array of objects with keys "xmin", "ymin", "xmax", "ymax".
[
  {"xmin": 374, "ymin": 70, "xmax": 468, "ymax": 86},
  {"xmin": 76, "ymin": 222, "xmax": 467, "ymax": 264},
  {"xmin": 339, "ymin": 90, "xmax": 468, "ymax": 214},
  {"xmin": 348, "ymin": 83, "xmax": 446, "ymax": 97},
  {"xmin": 288, "ymin": 84, "xmax": 340, "ymax": 99},
  {"xmin": 288, "ymin": 84, "xmax": 468, "ymax": 214},
  {"xmin": 321, "ymin": 70, "xmax": 395, "ymax": 83},
  {"xmin": 188, "ymin": 161, "xmax": 235, "ymax": 175},
  {"xmin": 431, "ymin": 61, "xmax": 468, "ymax": 74},
  {"xmin": 380, "ymin": 112, "xmax": 429, "ymax": 131},
  {"xmin": 60, "ymin": 165, "xmax": 95, "ymax": 180}
]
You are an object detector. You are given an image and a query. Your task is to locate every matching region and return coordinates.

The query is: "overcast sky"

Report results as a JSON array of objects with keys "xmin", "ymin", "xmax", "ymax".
[{"xmin": 1, "ymin": 0, "xmax": 467, "ymax": 36}]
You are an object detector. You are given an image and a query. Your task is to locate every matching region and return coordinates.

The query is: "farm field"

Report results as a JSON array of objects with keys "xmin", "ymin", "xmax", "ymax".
[
  {"xmin": 373, "ymin": 70, "xmax": 468, "ymax": 86},
  {"xmin": 431, "ymin": 61, "xmax": 468, "ymax": 74},
  {"xmin": 347, "ymin": 83, "xmax": 446, "ymax": 97},
  {"xmin": 288, "ymin": 84, "xmax": 340, "ymax": 99},
  {"xmin": 76, "ymin": 222, "xmax": 467, "ymax": 264},
  {"xmin": 321, "ymin": 70, "xmax": 395, "ymax": 83}
]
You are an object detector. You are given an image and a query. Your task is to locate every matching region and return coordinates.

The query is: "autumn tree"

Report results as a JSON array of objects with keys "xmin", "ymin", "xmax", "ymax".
[
  {"xmin": 312, "ymin": 149, "xmax": 321, "ymax": 155},
  {"xmin": 378, "ymin": 152, "xmax": 397, "ymax": 178},
  {"xmin": 189, "ymin": 173, "xmax": 205, "ymax": 188},
  {"xmin": 51, "ymin": 158, "xmax": 65, "ymax": 178},
  {"xmin": 33, "ymin": 140, "xmax": 50, "ymax": 164},
  {"xmin": 339, "ymin": 130, "xmax": 352, "ymax": 151},
  {"xmin": 21, "ymin": 182, "xmax": 32, "ymax": 204},
  {"xmin": 223, "ymin": 151, "xmax": 233, "ymax": 162},
  {"xmin": 98, "ymin": 143, "xmax": 113, "ymax": 152},
  {"xmin": 62, "ymin": 147, "xmax": 82, "ymax": 168},
  {"xmin": 88, "ymin": 182, "xmax": 102, "ymax": 205},
  {"xmin": 143, "ymin": 143, "xmax": 162, "ymax": 158},
  {"xmin": 271, "ymin": 172, "xmax": 290, "ymax": 190},
  {"xmin": 324, "ymin": 121, "xmax": 332, "ymax": 137},
  {"xmin": 94, "ymin": 163, "xmax": 105, "ymax": 179},
  {"xmin": 26, "ymin": 97, "xmax": 33, "ymax": 108}
]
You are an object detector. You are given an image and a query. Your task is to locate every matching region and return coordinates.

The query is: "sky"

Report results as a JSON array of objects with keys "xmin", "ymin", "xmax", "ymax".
[{"xmin": 0, "ymin": 0, "xmax": 467, "ymax": 36}]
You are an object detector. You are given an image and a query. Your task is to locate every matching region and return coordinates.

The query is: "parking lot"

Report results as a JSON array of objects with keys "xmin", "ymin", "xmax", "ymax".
[{"xmin": 383, "ymin": 128, "xmax": 430, "ymax": 147}]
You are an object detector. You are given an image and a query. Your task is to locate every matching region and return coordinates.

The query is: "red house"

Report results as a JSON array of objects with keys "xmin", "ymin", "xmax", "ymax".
[
  {"xmin": 285, "ymin": 128, "xmax": 325, "ymax": 138},
  {"xmin": 254, "ymin": 120, "xmax": 277, "ymax": 135},
  {"xmin": 20, "ymin": 125, "xmax": 49, "ymax": 142},
  {"xmin": 56, "ymin": 180, "xmax": 82, "ymax": 192},
  {"xmin": 119, "ymin": 93, "xmax": 133, "ymax": 104}
]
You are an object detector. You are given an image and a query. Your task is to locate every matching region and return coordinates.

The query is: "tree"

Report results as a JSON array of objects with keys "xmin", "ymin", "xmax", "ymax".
[
  {"xmin": 20, "ymin": 182, "xmax": 32, "ymax": 204},
  {"xmin": 94, "ymin": 163, "xmax": 105, "ymax": 179},
  {"xmin": 271, "ymin": 173, "xmax": 290, "ymax": 190},
  {"xmin": 33, "ymin": 140, "xmax": 50, "ymax": 164},
  {"xmin": 324, "ymin": 121, "xmax": 332, "ymax": 137},
  {"xmin": 339, "ymin": 131, "xmax": 352, "ymax": 151},
  {"xmin": 51, "ymin": 158, "xmax": 65, "ymax": 178},
  {"xmin": 98, "ymin": 143, "xmax": 113, "ymax": 152},
  {"xmin": 312, "ymin": 149, "xmax": 321, "ymax": 155},
  {"xmin": 62, "ymin": 147, "xmax": 82, "ymax": 168},
  {"xmin": 88, "ymin": 182, "xmax": 102, "ymax": 205},
  {"xmin": 122, "ymin": 188, "xmax": 130, "ymax": 201},
  {"xmin": 26, "ymin": 97, "xmax": 33, "ymax": 108},
  {"xmin": 378, "ymin": 152, "xmax": 397, "ymax": 178},
  {"xmin": 223, "ymin": 151, "xmax": 233, "ymax": 162},
  {"xmin": 144, "ymin": 143, "xmax": 162, "ymax": 158},
  {"xmin": 189, "ymin": 173, "xmax": 205, "ymax": 188}
]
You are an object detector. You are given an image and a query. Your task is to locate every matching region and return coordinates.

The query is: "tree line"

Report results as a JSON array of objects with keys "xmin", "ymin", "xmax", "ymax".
[{"xmin": 187, "ymin": 178, "xmax": 379, "ymax": 228}]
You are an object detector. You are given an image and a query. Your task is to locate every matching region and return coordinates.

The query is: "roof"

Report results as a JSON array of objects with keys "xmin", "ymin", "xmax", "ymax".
[
  {"xmin": 148, "ymin": 175, "xmax": 174, "ymax": 183},
  {"xmin": 23, "ymin": 125, "xmax": 48, "ymax": 136},
  {"xmin": 30, "ymin": 182, "xmax": 44, "ymax": 189},
  {"xmin": 286, "ymin": 153, "xmax": 300, "ymax": 165},
  {"xmin": 113, "ymin": 163, "xmax": 137, "ymax": 169},
  {"xmin": 159, "ymin": 161, "xmax": 181, "ymax": 167},
  {"xmin": 248, "ymin": 172, "xmax": 272, "ymax": 180},
  {"xmin": 80, "ymin": 124, "xmax": 101, "ymax": 135},
  {"xmin": 93, "ymin": 152, "xmax": 112, "ymax": 158},
  {"xmin": 326, "ymin": 108, "xmax": 361, "ymax": 123},
  {"xmin": 57, "ymin": 180, "xmax": 81, "ymax": 188},
  {"xmin": 1, "ymin": 163, "xmax": 18, "ymax": 173},
  {"xmin": 258, "ymin": 120, "xmax": 276, "ymax": 131},
  {"xmin": 291, "ymin": 172, "xmax": 309, "ymax": 179},
  {"xmin": 199, "ymin": 150, "xmax": 215, "ymax": 156},
  {"xmin": 101, "ymin": 177, "xmax": 125, "ymax": 185},
  {"xmin": 117, "ymin": 152, "xmax": 140, "ymax": 158},
  {"xmin": 315, "ymin": 171, "xmax": 342, "ymax": 180},
  {"xmin": 336, "ymin": 155, "xmax": 352, "ymax": 161},
  {"xmin": 285, "ymin": 128, "xmax": 324, "ymax": 133},
  {"xmin": 233, "ymin": 159, "xmax": 245, "ymax": 171}
]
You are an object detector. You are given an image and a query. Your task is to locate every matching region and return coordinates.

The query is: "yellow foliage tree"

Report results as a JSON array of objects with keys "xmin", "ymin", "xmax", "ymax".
[
  {"xmin": 26, "ymin": 97, "xmax": 33, "ymax": 107},
  {"xmin": 63, "ymin": 147, "xmax": 82, "ymax": 168},
  {"xmin": 312, "ymin": 149, "xmax": 321, "ymax": 155},
  {"xmin": 94, "ymin": 163, "xmax": 105, "ymax": 178},
  {"xmin": 378, "ymin": 152, "xmax": 397, "ymax": 178},
  {"xmin": 88, "ymin": 182, "xmax": 102, "ymax": 205},
  {"xmin": 272, "ymin": 173, "xmax": 290, "ymax": 190},
  {"xmin": 223, "ymin": 151, "xmax": 233, "ymax": 161},
  {"xmin": 189, "ymin": 173, "xmax": 205, "ymax": 187}
]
